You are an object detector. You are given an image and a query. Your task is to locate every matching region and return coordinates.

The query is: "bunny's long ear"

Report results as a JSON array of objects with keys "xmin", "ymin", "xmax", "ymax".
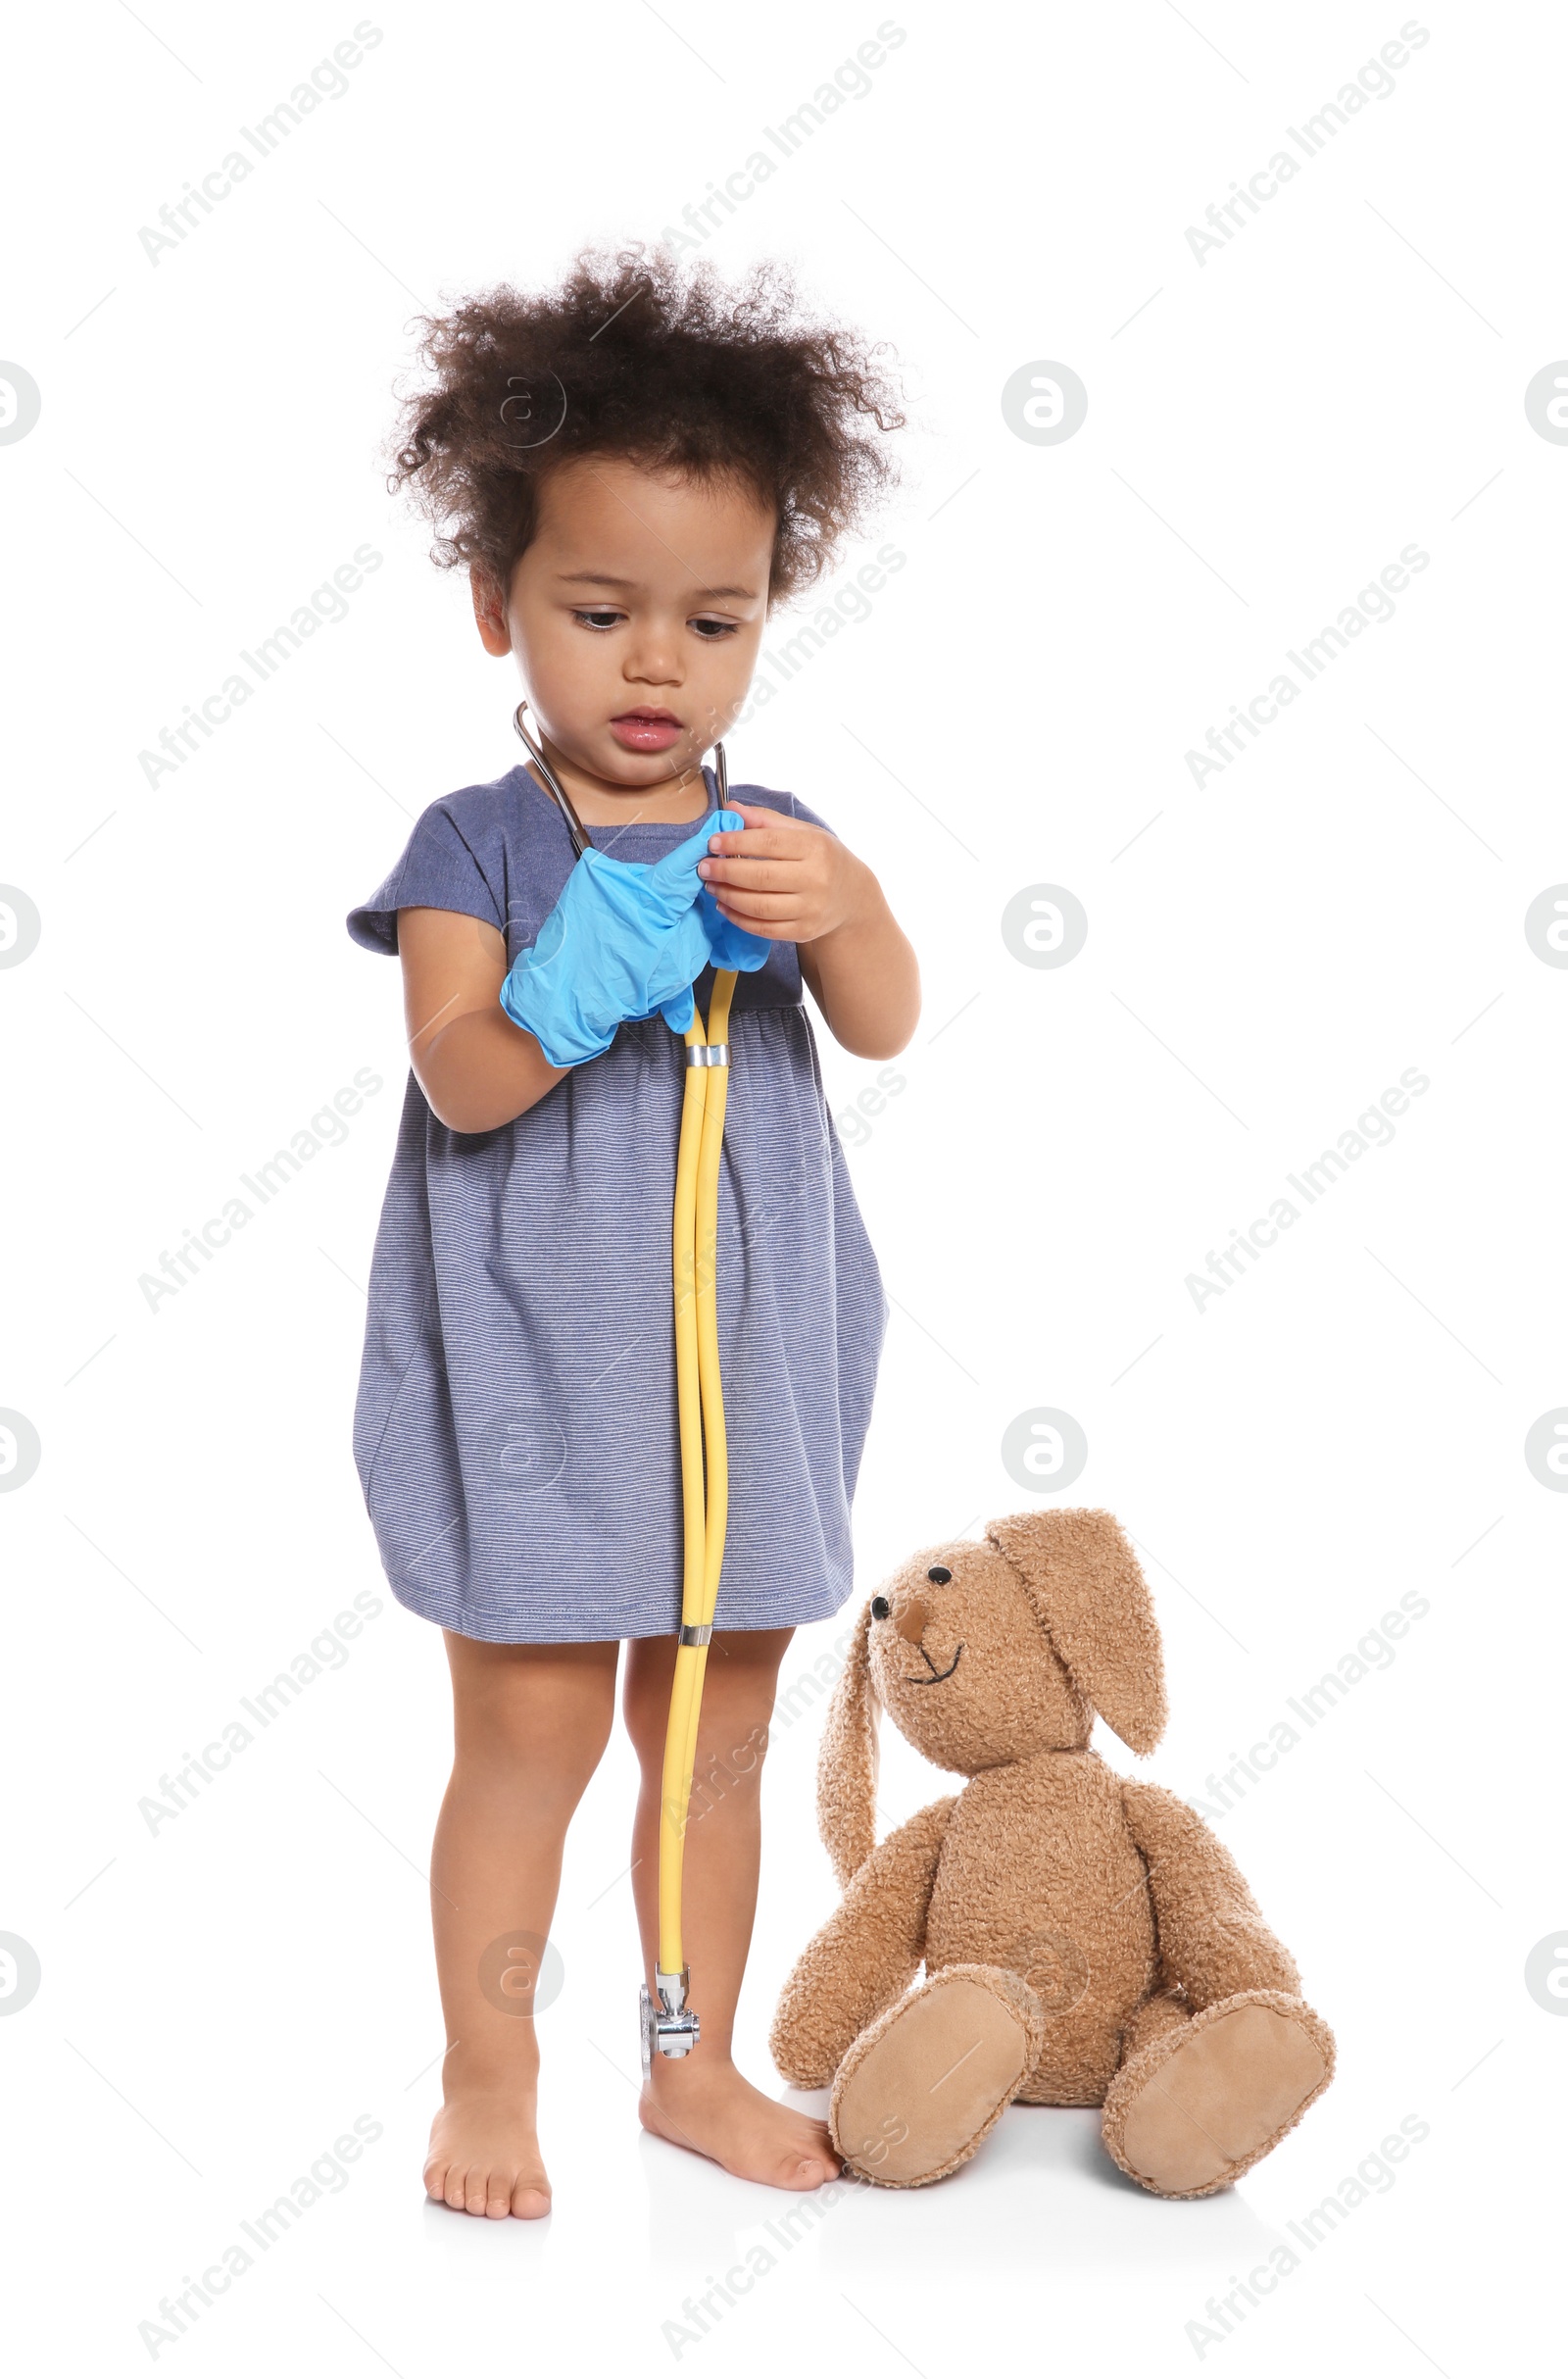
[
  {"xmin": 816, "ymin": 1600, "xmax": 881, "ymax": 1887},
  {"xmin": 984, "ymin": 1508, "xmax": 1167, "ymax": 1754}
]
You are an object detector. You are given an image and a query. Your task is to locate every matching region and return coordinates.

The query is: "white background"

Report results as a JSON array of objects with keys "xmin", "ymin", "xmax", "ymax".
[{"xmin": 2, "ymin": 2, "xmax": 1562, "ymax": 2370}]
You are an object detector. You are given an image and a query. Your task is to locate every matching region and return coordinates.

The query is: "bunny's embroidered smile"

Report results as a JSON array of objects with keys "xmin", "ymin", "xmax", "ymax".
[{"xmin": 906, "ymin": 1642, "xmax": 963, "ymax": 1685}]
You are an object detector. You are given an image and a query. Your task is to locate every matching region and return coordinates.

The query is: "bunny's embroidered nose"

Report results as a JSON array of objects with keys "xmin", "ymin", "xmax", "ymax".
[{"xmin": 894, "ymin": 1593, "xmax": 928, "ymax": 1645}]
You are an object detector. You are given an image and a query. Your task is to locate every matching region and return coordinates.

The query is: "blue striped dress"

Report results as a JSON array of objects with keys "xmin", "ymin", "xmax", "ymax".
[{"xmin": 346, "ymin": 763, "xmax": 889, "ymax": 1643}]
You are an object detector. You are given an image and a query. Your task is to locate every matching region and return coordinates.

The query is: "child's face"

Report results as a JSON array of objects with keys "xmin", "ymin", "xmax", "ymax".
[{"xmin": 474, "ymin": 454, "xmax": 774, "ymax": 791}]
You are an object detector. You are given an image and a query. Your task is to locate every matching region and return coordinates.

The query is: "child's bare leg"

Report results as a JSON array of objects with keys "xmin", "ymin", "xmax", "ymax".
[
  {"xmin": 425, "ymin": 1632, "xmax": 618, "ymax": 2218},
  {"xmin": 623, "ymin": 1625, "xmax": 839, "ymax": 2191}
]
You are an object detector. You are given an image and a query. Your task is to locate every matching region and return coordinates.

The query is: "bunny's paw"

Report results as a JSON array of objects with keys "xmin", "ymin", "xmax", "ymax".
[
  {"xmin": 830, "ymin": 1964, "xmax": 1045, "ymax": 2188},
  {"xmin": 1102, "ymin": 1989, "xmax": 1335, "ymax": 2199}
]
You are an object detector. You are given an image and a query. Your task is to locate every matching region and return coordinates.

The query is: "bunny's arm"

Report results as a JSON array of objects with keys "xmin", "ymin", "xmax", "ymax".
[
  {"xmin": 769, "ymin": 1798, "xmax": 956, "ymax": 2088},
  {"xmin": 1120, "ymin": 1780, "xmax": 1301, "ymax": 2008}
]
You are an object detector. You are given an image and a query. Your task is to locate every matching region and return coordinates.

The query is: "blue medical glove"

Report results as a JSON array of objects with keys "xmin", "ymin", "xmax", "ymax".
[
  {"xmin": 696, "ymin": 887, "xmax": 772, "ymax": 977},
  {"xmin": 500, "ymin": 809, "xmax": 758, "ymax": 1066}
]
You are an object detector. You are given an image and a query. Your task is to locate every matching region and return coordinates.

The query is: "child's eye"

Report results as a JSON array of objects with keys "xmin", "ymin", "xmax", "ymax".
[
  {"xmin": 572, "ymin": 609, "xmax": 624, "ymax": 630},
  {"xmin": 691, "ymin": 617, "xmax": 740, "ymax": 640}
]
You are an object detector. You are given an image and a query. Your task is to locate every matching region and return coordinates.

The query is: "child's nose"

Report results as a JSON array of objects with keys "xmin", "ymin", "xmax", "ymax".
[{"xmin": 624, "ymin": 634, "xmax": 683, "ymax": 684}]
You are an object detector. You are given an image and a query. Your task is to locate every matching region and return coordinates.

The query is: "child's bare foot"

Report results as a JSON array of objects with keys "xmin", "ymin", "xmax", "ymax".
[
  {"xmin": 424, "ymin": 2061, "xmax": 552, "ymax": 2218},
  {"xmin": 641, "ymin": 2055, "xmax": 840, "ymax": 2190}
]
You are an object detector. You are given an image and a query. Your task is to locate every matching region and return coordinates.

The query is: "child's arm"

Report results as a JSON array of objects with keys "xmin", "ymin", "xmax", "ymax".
[
  {"xmin": 399, "ymin": 908, "xmax": 566, "ymax": 1133},
  {"xmin": 698, "ymin": 801, "xmax": 919, "ymax": 1061}
]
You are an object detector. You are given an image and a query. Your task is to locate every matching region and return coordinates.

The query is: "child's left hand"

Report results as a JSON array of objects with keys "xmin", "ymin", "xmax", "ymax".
[{"xmin": 698, "ymin": 802, "xmax": 872, "ymax": 947}]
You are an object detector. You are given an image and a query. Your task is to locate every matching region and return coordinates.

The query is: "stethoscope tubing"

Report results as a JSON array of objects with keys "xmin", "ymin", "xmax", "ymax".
[{"xmin": 506, "ymin": 699, "xmax": 734, "ymax": 2057}]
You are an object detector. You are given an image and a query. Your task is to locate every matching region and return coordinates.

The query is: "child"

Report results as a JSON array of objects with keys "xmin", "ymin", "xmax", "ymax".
[{"xmin": 347, "ymin": 250, "xmax": 919, "ymax": 2217}]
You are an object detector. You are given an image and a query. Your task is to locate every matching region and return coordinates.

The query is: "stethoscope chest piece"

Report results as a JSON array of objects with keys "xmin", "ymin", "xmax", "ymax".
[{"xmin": 640, "ymin": 1966, "xmax": 700, "ymax": 2076}]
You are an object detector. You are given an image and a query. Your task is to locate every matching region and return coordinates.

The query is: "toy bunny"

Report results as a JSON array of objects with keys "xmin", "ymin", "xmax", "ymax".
[{"xmin": 770, "ymin": 1509, "xmax": 1335, "ymax": 2195}]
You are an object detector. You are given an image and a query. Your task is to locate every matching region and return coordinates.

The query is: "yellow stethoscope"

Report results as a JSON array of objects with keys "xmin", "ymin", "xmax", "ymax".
[{"xmin": 514, "ymin": 704, "xmax": 733, "ymax": 2071}]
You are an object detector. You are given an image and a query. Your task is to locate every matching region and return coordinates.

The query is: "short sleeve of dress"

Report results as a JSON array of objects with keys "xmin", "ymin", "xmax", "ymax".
[{"xmin": 347, "ymin": 800, "xmax": 507, "ymax": 955}]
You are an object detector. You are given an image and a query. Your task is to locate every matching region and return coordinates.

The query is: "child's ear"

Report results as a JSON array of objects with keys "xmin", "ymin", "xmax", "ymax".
[
  {"xmin": 984, "ymin": 1508, "xmax": 1167, "ymax": 1755},
  {"xmin": 816, "ymin": 1601, "xmax": 881, "ymax": 1886},
  {"xmin": 470, "ymin": 566, "xmax": 511, "ymax": 656}
]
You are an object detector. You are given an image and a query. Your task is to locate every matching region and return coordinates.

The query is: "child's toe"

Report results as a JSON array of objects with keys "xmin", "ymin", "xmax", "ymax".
[{"xmin": 510, "ymin": 2175, "xmax": 552, "ymax": 2218}]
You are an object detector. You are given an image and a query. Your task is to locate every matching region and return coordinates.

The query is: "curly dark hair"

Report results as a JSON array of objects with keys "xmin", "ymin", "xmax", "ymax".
[{"xmin": 389, "ymin": 246, "xmax": 904, "ymax": 607}]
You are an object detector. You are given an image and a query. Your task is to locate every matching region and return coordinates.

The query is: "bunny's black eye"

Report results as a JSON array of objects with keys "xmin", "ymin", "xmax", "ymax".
[
  {"xmin": 870, "ymin": 1595, "xmax": 892, "ymax": 1620},
  {"xmin": 926, "ymin": 1564, "xmax": 952, "ymax": 1585}
]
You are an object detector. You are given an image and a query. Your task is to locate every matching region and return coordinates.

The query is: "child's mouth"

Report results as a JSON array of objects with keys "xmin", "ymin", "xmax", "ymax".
[{"xmin": 610, "ymin": 709, "xmax": 683, "ymax": 753}]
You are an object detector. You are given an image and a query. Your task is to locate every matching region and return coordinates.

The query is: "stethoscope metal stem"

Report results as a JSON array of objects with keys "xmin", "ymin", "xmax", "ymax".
[
  {"xmin": 512, "ymin": 702, "xmax": 593, "ymax": 859},
  {"xmin": 512, "ymin": 702, "xmax": 729, "ymax": 860}
]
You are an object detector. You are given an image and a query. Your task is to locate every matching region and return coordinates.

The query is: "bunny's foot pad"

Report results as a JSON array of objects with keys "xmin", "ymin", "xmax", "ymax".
[
  {"xmin": 829, "ymin": 1964, "xmax": 1045, "ymax": 2188},
  {"xmin": 1102, "ymin": 1990, "xmax": 1335, "ymax": 2200}
]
